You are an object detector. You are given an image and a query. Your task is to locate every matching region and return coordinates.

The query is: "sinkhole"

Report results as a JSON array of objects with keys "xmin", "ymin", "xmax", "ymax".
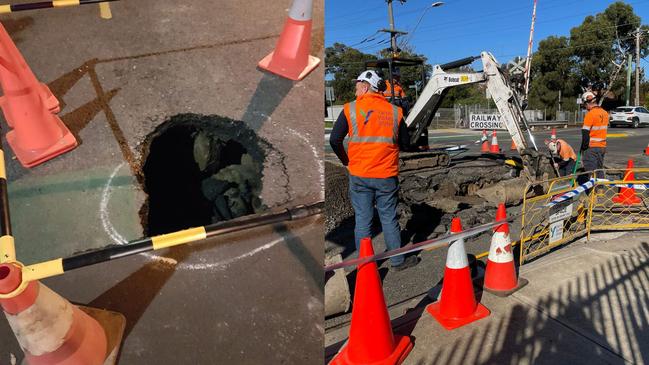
[{"xmin": 140, "ymin": 114, "xmax": 268, "ymax": 236}]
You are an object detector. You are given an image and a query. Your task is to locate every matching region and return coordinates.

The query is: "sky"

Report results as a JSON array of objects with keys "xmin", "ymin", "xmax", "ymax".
[{"xmin": 325, "ymin": 0, "xmax": 649, "ymax": 72}]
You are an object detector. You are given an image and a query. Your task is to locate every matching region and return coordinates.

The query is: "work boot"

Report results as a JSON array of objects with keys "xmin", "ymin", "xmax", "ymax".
[{"xmin": 390, "ymin": 255, "xmax": 420, "ymax": 272}]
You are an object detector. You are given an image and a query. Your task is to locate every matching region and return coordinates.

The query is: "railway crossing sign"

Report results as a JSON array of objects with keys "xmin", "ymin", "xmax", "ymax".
[{"xmin": 507, "ymin": 57, "xmax": 525, "ymax": 75}]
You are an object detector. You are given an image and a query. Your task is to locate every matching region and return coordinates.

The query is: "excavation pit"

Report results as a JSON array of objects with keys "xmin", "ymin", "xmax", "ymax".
[{"xmin": 140, "ymin": 114, "xmax": 270, "ymax": 236}]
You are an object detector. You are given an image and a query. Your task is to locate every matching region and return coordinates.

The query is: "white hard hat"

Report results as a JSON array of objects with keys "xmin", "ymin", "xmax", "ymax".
[
  {"xmin": 355, "ymin": 70, "xmax": 382, "ymax": 91},
  {"xmin": 547, "ymin": 141, "xmax": 558, "ymax": 154},
  {"xmin": 582, "ymin": 91, "xmax": 596, "ymax": 103}
]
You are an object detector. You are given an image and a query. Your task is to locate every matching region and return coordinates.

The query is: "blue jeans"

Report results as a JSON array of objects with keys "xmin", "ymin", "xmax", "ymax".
[{"xmin": 349, "ymin": 175, "xmax": 404, "ymax": 266}]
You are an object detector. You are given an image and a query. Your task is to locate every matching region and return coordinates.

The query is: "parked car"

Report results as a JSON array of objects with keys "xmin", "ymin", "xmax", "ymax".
[{"xmin": 609, "ymin": 106, "xmax": 649, "ymax": 128}]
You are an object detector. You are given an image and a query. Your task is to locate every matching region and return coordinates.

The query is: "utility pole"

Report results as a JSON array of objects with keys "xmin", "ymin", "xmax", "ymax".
[
  {"xmin": 626, "ymin": 53, "xmax": 632, "ymax": 106},
  {"xmin": 381, "ymin": 0, "xmax": 408, "ymax": 57},
  {"xmin": 635, "ymin": 27, "xmax": 641, "ymax": 106}
]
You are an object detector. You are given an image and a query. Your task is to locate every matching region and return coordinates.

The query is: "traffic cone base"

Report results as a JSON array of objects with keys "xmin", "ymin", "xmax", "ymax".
[
  {"xmin": 6, "ymin": 118, "xmax": 77, "ymax": 168},
  {"xmin": 0, "ymin": 23, "xmax": 78, "ymax": 167},
  {"xmin": 426, "ymin": 301, "xmax": 489, "ymax": 330},
  {"xmin": 330, "ymin": 335, "xmax": 413, "ymax": 365},
  {"xmin": 259, "ymin": 51, "xmax": 320, "ymax": 81},
  {"xmin": 79, "ymin": 305, "xmax": 126, "ymax": 365},
  {"xmin": 612, "ymin": 190, "xmax": 641, "ymax": 205},
  {"xmin": 258, "ymin": 17, "xmax": 321, "ymax": 81},
  {"xmin": 484, "ymin": 276, "xmax": 529, "ymax": 297}
]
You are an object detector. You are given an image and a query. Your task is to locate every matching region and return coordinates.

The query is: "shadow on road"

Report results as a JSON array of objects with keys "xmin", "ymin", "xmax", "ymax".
[
  {"xmin": 327, "ymin": 242, "xmax": 649, "ymax": 364},
  {"xmin": 241, "ymin": 72, "xmax": 294, "ymax": 132}
]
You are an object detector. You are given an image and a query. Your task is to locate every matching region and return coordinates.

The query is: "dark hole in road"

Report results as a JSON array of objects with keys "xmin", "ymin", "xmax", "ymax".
[{"xmin": 140, "ymin": 114, "xmax": 267, "ymax": 236}]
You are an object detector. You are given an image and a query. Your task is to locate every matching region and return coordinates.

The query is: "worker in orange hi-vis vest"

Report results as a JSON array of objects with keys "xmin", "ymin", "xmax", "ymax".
[
  {"xmin": 383, "ymin": 78, "xmax": 406, "ymax": 100},
  {"xmin": 382, "ymin": 67, "xmax": 409, "ymax": 114},
  {"xmin": 329, "ymin": 70, "xmax": 419, "ymax": 271},
  {"xmin": 580, "ymin": 91, "xmax": 608, "ymax": 180},
  {"xmin": 546, "ymin": 138, "xmax": 577, "ymax": 177}
]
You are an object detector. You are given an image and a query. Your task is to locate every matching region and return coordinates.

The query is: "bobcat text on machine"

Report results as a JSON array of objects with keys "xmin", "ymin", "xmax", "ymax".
[{"xmin": 401, "ymin": 51, "xmax": 555, "ymax": 183}]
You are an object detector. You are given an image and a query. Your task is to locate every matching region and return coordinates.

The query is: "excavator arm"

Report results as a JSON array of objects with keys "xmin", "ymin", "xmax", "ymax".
[{"xmin": 404, "ymin": 51, "xmax": 551, "ymax": 180}]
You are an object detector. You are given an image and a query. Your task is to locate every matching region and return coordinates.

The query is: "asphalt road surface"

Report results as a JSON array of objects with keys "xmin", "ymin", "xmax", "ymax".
[{"xmin": 0, "ymin": 1, "xmax": 325, "ymax": 363}]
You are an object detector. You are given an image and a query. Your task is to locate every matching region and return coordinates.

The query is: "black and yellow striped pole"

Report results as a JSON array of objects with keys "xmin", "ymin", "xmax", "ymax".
[
  {"xmin": 19, "ymin": 201, "xmax": 323, "ymax": 284},
  {"xmin": 0, "ymin": 0, "xmax": 118, "ymax": 18},
  {"xmin": 0, "ymin": 141, "xmax": 15, "ymax": 264}
]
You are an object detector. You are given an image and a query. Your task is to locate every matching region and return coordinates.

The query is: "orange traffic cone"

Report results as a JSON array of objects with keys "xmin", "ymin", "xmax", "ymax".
[
  {"xmin": 330, "ymin": 238, "xmax": 413, "ymax": 365},
  {"xmin": 612, "ymin": 159, "xmax": 641, "ymax": 205},
  {"xmin": 483, "ymin": 204, "xmax": 528, "ymax": 296},
  {"xmin": 510, "ymin": 139, "xmax": 517, "ymax": 151},
  {"xmin": 427, "ymin": 218, "xmax": 490, "ymax": 330},
  {"xmin": 0, "ymin": 23, "xmax": 77, "ymax": 168},
  {"xmin": 550, "ymin": 128, "xmax": 557, "ymax": 141},
  {"xmin": 258, "ymin": 0, "xmax": 321, "ymax": 81},
  {"xmin": 480, "ymin": 129, "xmax": 490, "ymax": 153},
  {"xmin": 489, "ymin": 130, "xmax": 500, "ymax": 153},
  {"xmin": 643, "ymin": 142, "xmax": 649, "ymax": 156},
  {"xmin": 0, "ymin": 263, "xmax": 107, "ymax": 364}
]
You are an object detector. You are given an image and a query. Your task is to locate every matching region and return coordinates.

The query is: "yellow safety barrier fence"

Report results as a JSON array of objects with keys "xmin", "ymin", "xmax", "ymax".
[
  {"xmin": 519, "ymin": 173, "xmax": 593, "ymax": 264},
  {"xmin": 588, "ymin": 168, "xmax": 649, "ymax": 234},
  {"xmin": 519, "ymin": 166, "xmax": 649, "ymax": 264}
]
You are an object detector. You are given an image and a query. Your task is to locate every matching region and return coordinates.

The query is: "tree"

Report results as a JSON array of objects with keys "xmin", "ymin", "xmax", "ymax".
[
  {"xmin": 325, "ymin": 43, "xmax": 435, "ymax": 103},
  {"xmin": 325, "ymin": 43, "xmax": 377, "ymax": 103},
  {"xmin": 528, "ymin": 36, "xmax": 579, "ymax": 115},
  {"xmin": 527, "ymin": 1, "xmax": 649, "ymax": 113},
  {"xmin": 569, "ymin": 2, "xmax": 648, "ymax": 97}
]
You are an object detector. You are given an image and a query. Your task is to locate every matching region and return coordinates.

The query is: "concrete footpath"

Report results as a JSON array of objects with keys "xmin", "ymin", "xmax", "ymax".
[{"xmin": 326, "ymin": 230, "xmax": 649, "ymax": 364}]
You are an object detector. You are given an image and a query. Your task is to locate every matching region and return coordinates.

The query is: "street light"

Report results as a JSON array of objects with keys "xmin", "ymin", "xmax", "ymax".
[{"xmin": 400, "ymin": 2, "xmax": 445, "ymax": 48}]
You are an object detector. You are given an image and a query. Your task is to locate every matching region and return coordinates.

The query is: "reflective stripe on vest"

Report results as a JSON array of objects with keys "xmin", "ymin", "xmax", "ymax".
[{"xmin": 345, "ymin": 94, "xmax": 403, "ymax": 178}]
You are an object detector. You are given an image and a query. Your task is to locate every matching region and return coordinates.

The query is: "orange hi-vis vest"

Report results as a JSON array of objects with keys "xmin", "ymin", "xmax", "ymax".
[
  {"xmin": 344, "ymin": 93, "xmax": 403, "ymax": 178},
  {"xmin": 556, "ymin": 138, "xmax": 577, "ymax": 161},
  {"xmin": 383, "ymin": 80, "xmax": 405, "ymax": 99},
  {"xmin": 583, "ymin": 106, "xmax": 608, "ymax": 148}
]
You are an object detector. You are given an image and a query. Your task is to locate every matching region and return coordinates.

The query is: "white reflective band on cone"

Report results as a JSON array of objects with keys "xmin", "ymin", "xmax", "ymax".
[
  {"xmin": 288, "ymin": 0, "xmax": 312, "ymax": 21},
  {"xmin": 5, "ymin": 284, "xmax": 73, "ymax": 356},
  {"xmin": 446, "ymin": 238, "xmax": 469, "ymax": 269},
  {"xmin": 488, "ymin": 231, "xmax": 513, "ymax": 263}
]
